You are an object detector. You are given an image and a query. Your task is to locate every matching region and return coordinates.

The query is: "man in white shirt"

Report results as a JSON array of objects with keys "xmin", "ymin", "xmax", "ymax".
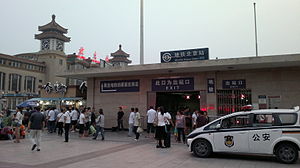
[
  {"xmin": 63, "ymin": 107, "xmax": 71, "ymax": 142},
  {"xmin": 70, "ymin": 107, "xmax": 78, "ymax": 132},
  {"xmin": 47, "ymin": 108, "xmax": 56, "ymax": 133},
  {"xmin": 146, "ymin": 106, "xmax": 156, "ymax": 137},
  {"xmin": 128, "ymin": 108, "xmax": 135, "ymax": 137}
]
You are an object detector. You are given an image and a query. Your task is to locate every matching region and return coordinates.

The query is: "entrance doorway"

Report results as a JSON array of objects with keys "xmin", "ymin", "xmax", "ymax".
[
  {"xmin": 156, "ymin": 91, "xmax": 200, "ymax": 116},
  {"xmin": 217, "ymin": 89, "xmax": 252, "ymax": 115}
]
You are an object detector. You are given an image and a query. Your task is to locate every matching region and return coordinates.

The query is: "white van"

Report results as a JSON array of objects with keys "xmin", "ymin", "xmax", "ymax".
[{"xmin": 187, "ymin": 107, "xmax": 300, "ymax": 164}]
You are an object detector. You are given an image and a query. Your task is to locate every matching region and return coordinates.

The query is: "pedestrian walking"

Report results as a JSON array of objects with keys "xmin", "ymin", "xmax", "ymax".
[
  {"xmin": 176, "ymin": 110, "xmax": 186, "ymax": 143},
  {"xmin": 164, "ymin": 110, "xmax": 173, "ymax": 148},
  {"xmin": 192, "ymin": 110, "xmax": 198, "ymax": 130},
  {"xmin": 196, "ymin": 110, "xmax": 208, "ymax": 128},
  {"xmin": 47, "ymin": 107, "xmax": 55, "ymax": 133},
  {"xmin": 79, "ymin": 109, "xmax": 86, "ymax": 138},
  {"xmin": 70, "ymin": 107, "xmax": 79, "ymax": 132},
  {"xmin": 155, "ymin": 107, "xmax": 167, "ymax": 148},
  {"xmin": 91, "ymin": 107, "xmax": 96, "ymax": 127},
  {"xmin": 63, "ymin": 107, "xmax": 71, "ymax": 142},
  {"xmin": 128, "ymin": 108, "xmax": 135, "ymax": 137},
  {"xmin": 12, "ymin": 113, "xmax": 21, "ymax": 143},
  {"xmin": 84, "ymin": 108, "xmax": 91, "ymax": 137},
  {"xmin": 22, "ymin": 108, "xmax": 31, "ymax": 128},
  {"xmin": 27, "ymin": 107, "xmax": 45, "ymax": 151},
  {"xmin": 56, "ymin": 109, "xmax": 64, "ymax": 136},
  {"xmin": 14, "ymin": 108, "xmax": 23, "ymax": 143},
  {"xmin": 133, "ymin": 108, "xmax": 141, "ymax": 141},
  {"xmin": 54, "ymin": 108, "xmax": 59, "ymax": 133},
  {"xmin": 146, "ymin": 106, "xmax": 156, "ymax": 138},
  {"xmin": 93, "ymin": 109, "xmax": 105, "ymax": 140},
  {"xmin": 117, "ymin": 107, "xmax": 124, "ymax": 131}
]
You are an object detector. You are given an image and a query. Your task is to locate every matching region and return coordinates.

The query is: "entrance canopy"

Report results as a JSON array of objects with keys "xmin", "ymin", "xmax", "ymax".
[{"xmin": 58, "ymin": 54, "xmax": 300, "ymax": 79}]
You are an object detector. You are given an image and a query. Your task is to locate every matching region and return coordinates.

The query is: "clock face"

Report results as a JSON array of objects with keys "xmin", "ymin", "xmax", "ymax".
[
  {"xmin": 41, "ymin": 39, "xmax": 50, "ymax": 50},
  {"xmin": 56, "ymin": 40, "xmax": 64, "ymax": 51}
]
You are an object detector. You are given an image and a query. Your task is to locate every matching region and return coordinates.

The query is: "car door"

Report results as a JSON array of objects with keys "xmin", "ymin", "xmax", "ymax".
[
  {"xmin": 248, "ymin": 113, "xmax": 282, "ymax": 154},
  {"xmin": 213, "ymin": 114, "xmax": 251, "ymax": 153}
]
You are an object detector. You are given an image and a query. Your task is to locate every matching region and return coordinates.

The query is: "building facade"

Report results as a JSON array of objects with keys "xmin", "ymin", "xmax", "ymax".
[
  {"xmin": 0, "ymin": 54, "xmax": 45, "ymax": 109},
  {"xmin": 0, "ymin": 15, "xmax": 99, "ymax": 110},
  {"xmin": 60, "ymin": 54, "xmax": 300, "ymax": 128}
]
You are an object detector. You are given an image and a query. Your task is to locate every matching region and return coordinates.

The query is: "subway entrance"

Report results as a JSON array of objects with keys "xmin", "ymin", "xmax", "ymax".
[{"xmin": 155, "ymin": 91, "xmax": 200, "ymax": 116}]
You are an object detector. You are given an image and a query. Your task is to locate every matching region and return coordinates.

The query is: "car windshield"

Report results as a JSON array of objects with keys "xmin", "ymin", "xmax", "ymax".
[{"xmin": 204, "ymin": 120, "xmax": 221, "ymax": 130}]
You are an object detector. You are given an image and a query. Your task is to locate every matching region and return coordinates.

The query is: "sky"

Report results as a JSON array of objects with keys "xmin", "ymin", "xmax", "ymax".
[{"xmin": 1, "ymin": 0, "xmax": 300, "ymax": 64}]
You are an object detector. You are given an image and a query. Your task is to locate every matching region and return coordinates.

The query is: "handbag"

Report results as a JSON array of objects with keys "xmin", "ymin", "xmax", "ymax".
[
  {"xmin": 89, "ymin": 125, "xmax": 96, "ymax": 134},
  {"xmin": 137, "ymin": 127, "xmax": 143, "ymax": 133},
  {"xmin": 174, "ymin": 127, "xmax": 178, "ymax": 136},
  {"xmin": 164, "ymin": 125, "xmax": 168, "ymax": 133}
]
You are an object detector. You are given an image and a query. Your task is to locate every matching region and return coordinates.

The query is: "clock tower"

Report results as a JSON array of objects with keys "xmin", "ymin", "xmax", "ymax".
[{"xmin": 35, "ymin": 14, "xmax": 70, "ymax": 53}]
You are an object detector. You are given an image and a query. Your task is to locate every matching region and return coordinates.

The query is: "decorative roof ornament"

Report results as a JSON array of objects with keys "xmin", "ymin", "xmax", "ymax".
[
  {"xmin": 111, "ymin": 44, "xmax": 130, "ymax": 57},
  {"xmin": 52, "ymin": 14, "xmax": 56, "ymax": 21},
  {"xmin": 35, "ymin": 14, "xmax": 71, "ymax": 42},
  {"xmin": 109, "ymin": 44, "xmax": 132, "ymax": 65}
]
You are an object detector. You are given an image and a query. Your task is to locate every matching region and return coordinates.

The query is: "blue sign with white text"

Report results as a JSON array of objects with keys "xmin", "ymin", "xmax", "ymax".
[
  {"xmin": 100, "ymin": 80, "xmax": 140, "ymax": 93},
  {"xmin": 161, "ymin": 48, "xmax": 209, "ymax": 63}
]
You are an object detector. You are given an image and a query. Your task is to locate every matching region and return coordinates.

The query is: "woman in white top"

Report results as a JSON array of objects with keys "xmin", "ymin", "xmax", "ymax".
[
  {"xmin": 154, "ymin": 106, "xmax": 167, "ymax": 148},
  {"xmin": 56, "ymin": 109, "xmax": 64, "ymax": 136},
  {"xmin": 79, "ymin": 109, "xmax": 86, "ymax": 137},
  {"xmin": 176, "ymin": 110, "xmax": 186, "ymax": 143},
  {"xmin": 12, "ymin": 108, "xmax": 23, "ymax": 143}
]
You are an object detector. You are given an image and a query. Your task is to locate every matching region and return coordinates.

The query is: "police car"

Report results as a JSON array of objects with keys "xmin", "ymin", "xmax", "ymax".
[{"xmin": 187, "ymin": 106, "xmax": 300, "ymax": 164}]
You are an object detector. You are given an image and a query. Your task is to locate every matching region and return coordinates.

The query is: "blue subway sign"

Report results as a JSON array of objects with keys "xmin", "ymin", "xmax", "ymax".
[
  {"xmin": 100, "ymin": 80, "xmax": 140, "ymax": 93},
  {"xmin": 161, "ymin": 48, "xmax": 209, "ymax": 63}
]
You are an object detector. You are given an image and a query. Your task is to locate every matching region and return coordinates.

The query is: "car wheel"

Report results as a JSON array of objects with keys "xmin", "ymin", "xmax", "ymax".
[
  {"xmin": 275, "ymin": 143, "xmax": 299, "ymax": 164},
  {"xmin": 192, "ymin": 139, "xmax": 212, "ymax": 158}
]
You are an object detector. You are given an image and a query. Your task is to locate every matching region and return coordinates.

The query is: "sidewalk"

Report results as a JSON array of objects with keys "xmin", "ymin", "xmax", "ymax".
[{"xmin": 0, "ymin": 131, "xmax": 299, "ymax": 168}]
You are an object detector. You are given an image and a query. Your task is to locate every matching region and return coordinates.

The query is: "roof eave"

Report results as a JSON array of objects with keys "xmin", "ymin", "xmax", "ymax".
[{"xmin": 58, "ymin": 54, "xmax": 300, "ymax": 79}]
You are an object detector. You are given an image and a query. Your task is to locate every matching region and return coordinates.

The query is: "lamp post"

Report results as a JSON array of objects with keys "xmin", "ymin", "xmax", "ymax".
[
  {"xmin": 253, "ymin": 2, "xmax": 258, "ymax": 57},
  {"xmin": 140, "ymin": 0, "xmax": 144, "ymax": 64}
]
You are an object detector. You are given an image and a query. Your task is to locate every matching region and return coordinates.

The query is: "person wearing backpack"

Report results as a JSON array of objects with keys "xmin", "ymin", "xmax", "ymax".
[{"xmin": 93, "ymin": 109, "xmax": 105, "ymax": 140}]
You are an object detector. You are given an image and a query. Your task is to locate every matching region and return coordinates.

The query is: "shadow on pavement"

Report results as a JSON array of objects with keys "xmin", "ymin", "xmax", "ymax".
[{"xmin": 190, "ymin": 152, "xmax": 300, "ymax": 164}]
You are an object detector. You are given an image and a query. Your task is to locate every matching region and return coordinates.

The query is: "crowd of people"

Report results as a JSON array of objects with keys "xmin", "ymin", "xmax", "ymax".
[
  {"xmin": 0, "ymin": 105, "xmax": 209, "ymax": 150},
  {"xmin": 143, "ymin": 106, "xmax": 209, "ymax": 148}
]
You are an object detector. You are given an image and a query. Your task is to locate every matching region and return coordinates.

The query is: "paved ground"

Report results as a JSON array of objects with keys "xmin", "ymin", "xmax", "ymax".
[{"xmin": 0, "ymin": 131, "xmax": 299, "ymax": 168}]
